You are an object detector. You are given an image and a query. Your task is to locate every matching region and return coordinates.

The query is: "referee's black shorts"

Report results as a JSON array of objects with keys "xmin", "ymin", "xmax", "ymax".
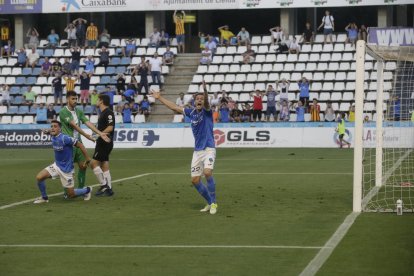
[{"xmin": 93, "ymin": 141, "xmax": 113, "ymax": 162}]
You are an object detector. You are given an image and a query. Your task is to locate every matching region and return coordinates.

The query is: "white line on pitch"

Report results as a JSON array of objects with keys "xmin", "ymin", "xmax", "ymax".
[
  {"xmin": 0, "ymin": 173, "xmax": 152, "ymax": 210},
  {"xmin": 0, "ymin": 244, "xmax": 327, "ymax": 249},
  {"xmin": 155, "ymin": 172, "xmax": 352, "ymax": 175},
  {"xmin": 0, "ymin": 158, "xmax": 352, "ymax": 161}
]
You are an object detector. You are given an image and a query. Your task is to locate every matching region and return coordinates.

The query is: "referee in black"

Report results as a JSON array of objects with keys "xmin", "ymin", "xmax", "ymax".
[{"xmin": 90, "ymin": 94, "xmax": 115, "ymax": 196}]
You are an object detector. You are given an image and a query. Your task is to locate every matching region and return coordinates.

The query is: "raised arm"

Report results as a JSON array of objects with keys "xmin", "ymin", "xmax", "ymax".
[
  {"xmin": 202, "ymin": 81, "xmax": 210, "ymax": 111},
  {"xmin": 173, "ymin": 10, "xmax": 177, "ymax": 22},
  {"xmin": 151, "ymin": 89, "xmax": 183, "ymax": 114}
]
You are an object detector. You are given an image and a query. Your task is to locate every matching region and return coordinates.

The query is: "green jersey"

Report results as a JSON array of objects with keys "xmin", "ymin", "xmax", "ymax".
[
  {"xmin": 59, "ymin": 106, "xmax": 88, "ymax": 140},
  {"xmin": 338, "ymin": 119, "xmax": 346, "ymax": 135}
]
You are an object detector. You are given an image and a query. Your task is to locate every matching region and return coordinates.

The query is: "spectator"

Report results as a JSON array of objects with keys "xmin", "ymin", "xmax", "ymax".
[
  {"xmin": 122, "ymin": 103, "xmax": 132, "ymax": 123},
  {"xmin": 0, "ymin": 22, "xmax": 11, "ymax": 56},
  {"xmin": 219, "ymin": 102, "xmax": 230, "ymax": 122},
  {"xmin": 51, "ymin": 58, "xmax": 62, "ymax": 75},
  {"xmin": 64, "ymin": 23, "xmax": 77, "ymax": 47},
  {"xmin": 289, "ymin": 38, "xmax": 301, "ymax": 54},
  {"xmin": 279, "ymin": 100, "xmax": 290, "ymax": 122},
  {"xmin": 317, "ymin": 10, "xmax": 335, "ymax": 44},
  {"xmin": 324, "ymin": 101, "xmax": 336, "ymax": 122},
  {"xmin": 62, "ymin": 57, "xmax": 71, "ymax": 75},
  {"xmin": 242, "ymin": 103, "xmax": 252, "ymax": 122},
  {"xmin": 265, "ymin": 85, "xmax": 277, "ymax": 121},
  {"xmin": 63, "ymin": 74, "xmax": 78, "ymax": 94},
  {"xmin": 212, "ymin": 105, "xmax": 219, "ymax": 123},
  {"xmin": 73, "ymin": 18, "xmax": 87, "ymax": 47},
  {"xmin": 364, "ymin": 115, "xmax": 370, "ymax": 123},
  {"xmin": 46, "ymin": 103, "xmax": 57, "ymax": 123},
  {"xmin": 204, "ymin": 35, "xmax": 217, "ymax": 54},
  {"xmin": 97, "ymin": 46, "xmax": 110, "ymax": 67},
  {"xmin": 123, "ymin": 87, "xmax": 135, "ymax": 103},
  {"xmin": 116, "ymin": 95, "xmax": 128, "ymax": 113},
  {"xmin": 218, "ymin": 25, "xmax": 235, "ymax": 46},
  {"xmin": 70, "ymin": 47, "xmax": 81, "ymax": 74},
  {"xmin": 210, "ymin": 92, "xmax": 220, "ymax": 106},
  {"xmin": 227, "ymin": 96, "xmax": 236, "ymax": 110},
  {"xmin": 159, "ymin": 29, "xmax": 170, "ymax": 47},
  {"xmin": 134, "ymin": 56, "xmax": 150, "ymax": 94},
  {"xmin": 300, "ymin": 22, "xmax": 315, "ymax": 44},
  {"xmin": 140, "ymin": 95, "xmax": 151, "ymax": 115},
  {"xmin": 275, "ymin": 34, "xmax": 290, "ymax": 54},
  {"xmin": 51, "ymin": 73, "xmax": 63, "ymax": 106},
  {"xmin": 26, "ymin": 27, "xmax": 39, "ymax": 49},
  {"xmin": 198, "ymin": 32, "xmax": 206, "ymax": 50},
  {"xmin": 348, "ymin": 104, "xmax": 355, "ymax": 122},
  {"xmin": 40, "ymin": 57, "xmax": 52, "ymax": 76},
  {"xmin": 90, "ymin": 89, "xmax": 99, "ymax": 115},
  {"xmin": 36, "ymin": 103, "xmax": 48, "ymax": 124},
  {"xmin": 35, "ymin": 94, "xmax": 46, "ymax": 105},
  {"xmin": 103, "ymin": 86, "xmax": 116, "ymax": 110},
  {"xmin": 237, "ymin": 27, "xmax": 250, "ymax": 46},
  {"xmin": 97, "ymin": 29, "xmax": 110, "ymax": 48},
  {"xmin": 83, "ymin": 55, "xmax": 96, "ymax": 73},
  {"xmin": 250, "ymin": 90, "xmax": 264, "ymax": 122},
  {"xmin": 86, "ymin": 22, "xmax": 98, "ymax": 49},
  {"xmin": 220, "ymin": 90, "xmax": 229, "ymax": 104},
  {"xmin": 149, "ymin": 28, "xmax": 161, "ymax": 47},
  {"xmin": 23, "ymin": 86, "xmax": 36, "ymax": 106},
  {"xmin": 310, "ymin": 98, "xmax": 321, "ymax": 121},
  {"xmin": 392, "ymin": 96, "xmax": 400, "ymax": 121},
  {"xmin": 116, "ymin": 74, "xmax": 126, "ymax": 93},
  {"xmin": 345, "ymin": 22, "xmax": 358, "ymax": 46},
  {"xmin": 242, "ymin": 44, "xmax": 255, "ymax": 64},
  {"xmin": 149, "ymin": 52, "xmax": 163, "ymax": 88},
  {"xmin": 269, "ymin": 26, "xmax": 283, "ymax": 45},
  {"xmin": 47, "ymin": 29, "xmax": 59, "ymax": 48},
  {"xmin": 26, "ymin": 47, "xmax": 39, "ymax": 69},
  {"xmin": 295, "ymin": 101, "xmax": 305, "ymax": 122},
  {"xmin": 359, "ymin": 24, "xmax": 368, "ymax": 42},
  {"xmin": 130, "ymin": 98, "xmax": 140, "ymax": 115},
  {"xmin": 14, "ymin": 48, "xmax": 27, "ymax": 67},
  {"xmin": 0, "ymin": 84, "xmax": 11, "ymax": 107},
  {"xmin": 173, "ymin": 10, "xmax": 186, "ymax": 53},
  {"xmin": 163, "ymin": 46, "xmax": 175, "ymax": 65},
  {"xmin": 298, "ymin": 77, "xmax": 311, "ymax": 108},
  {"xmin": 277, "ymin": 78, "xmax": 290, "ymax": 104},
  {"xmin": 230, "ymin": 106, "xmax": 242, "ymax": 122},
  {"xmin": 176, "ymin": 92, "xmax": 185, "ymax": 108},
  {"xmin": 122, "ymin": 38, "xmax": 136, "ymax": 57},
  {"xmin": 79, "ymin": 71, "xmax": 92, "ymax": 107},
  {"xmin": 1, "ymin": 39, "xmax": 14, "ymax": 58},
  {"xmin": 200, "ymin": 45, "xmax": 212, "ymax": 65}
]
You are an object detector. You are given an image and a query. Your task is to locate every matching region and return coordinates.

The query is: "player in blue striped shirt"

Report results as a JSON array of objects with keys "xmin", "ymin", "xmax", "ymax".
[
  {"xmin": 33, "ymin": 120, "xmax": 93, "ymax": 204},
  {"xmin": 152, "ymin": 82, "xmax": 218, "ymax": 214}
]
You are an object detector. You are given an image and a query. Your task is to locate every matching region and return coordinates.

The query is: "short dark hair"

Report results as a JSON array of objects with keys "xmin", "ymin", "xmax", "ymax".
[
  {"xmin": 51, "ymin": 120, "xmax": 61, "ymax": 127},
  {"xmin": 66, "ymin": 91, "xmax": 77, "ymax": 98},
  {"xmin": 98, "ymin": 94, "xmax": 110, "ymax": 106}
]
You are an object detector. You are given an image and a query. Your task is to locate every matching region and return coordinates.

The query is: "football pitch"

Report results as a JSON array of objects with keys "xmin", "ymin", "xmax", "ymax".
[{"xmin": 0, "ymin": 148, "xmax": 413, "ymax": 275}]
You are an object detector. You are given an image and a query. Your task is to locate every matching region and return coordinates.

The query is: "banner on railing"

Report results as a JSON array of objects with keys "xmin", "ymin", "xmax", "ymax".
[
  {"xmin": 0, "ymin": 0, "xmax": 42, "ymax": 14},
  {"xmin": 368, "ymin": 27, "xmax": 414, "ymax": 46}
]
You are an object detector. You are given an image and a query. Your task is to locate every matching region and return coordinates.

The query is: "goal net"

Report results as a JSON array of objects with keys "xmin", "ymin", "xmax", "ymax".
[{"xmin": 354, "ymin": 42, "xmax": 414, "ymax": 213}]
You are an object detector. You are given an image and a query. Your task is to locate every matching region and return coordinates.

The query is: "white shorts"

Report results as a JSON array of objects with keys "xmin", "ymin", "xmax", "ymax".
[
  {"xmin": 45, "ymin": 163, "xmax": 75, "ymax": 188},
  {"xmin": 190, "ymin": 147, "xmax": 216, "ymax": 177}
]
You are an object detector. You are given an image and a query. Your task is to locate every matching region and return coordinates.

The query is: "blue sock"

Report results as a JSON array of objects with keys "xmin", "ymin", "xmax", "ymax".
[
  {"xmin": 194, "ymin": 181, "xmax": 212, "ymax": 204},
  {"xmin": 206, "ymin": 176, "xmax": 216, "ymax": 203},
  {"xmin": 37, "ymin": 180, "xmax": 48, "ymax": 199},
  {"xmin": 74, "ymin": 187, "xmax": 90, "ymax": 197}
]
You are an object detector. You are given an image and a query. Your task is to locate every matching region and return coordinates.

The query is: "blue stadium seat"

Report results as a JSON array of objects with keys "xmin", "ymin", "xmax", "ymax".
[
  {"xmin": 44, "ymin": 49, "xmax": 54, "ymax": 57},
  {"xmin": 38, "ymin": 58, "xmax": 45, "ymax": 66},
  {"xmin": 22, "ymin": 68, "xmax": 32, "ymax": 75},
  {"xmin": 110, "ymin": 57, "xmax": 120, "ymax": 66},
  {"xmin": 10, "ymin": 86, "xmax": 21, "ymax": 95},
  {"xmin": 84, "ymin": 105, "xmax": 93, "ymax": 114},
  {"xmin": 18, "ymin": 106, "xmax": 29, "ymax": 114},
  {"xmin": 32, "ymin": 68, "xmax": 41, "ymax": 75},
  {"xmin": 54, "ymin": 106, "xmax": 62, "ymax": 113},
  {"xmin": 116, "ymin": 66, "xmax": 126, "ymax": 74},
  {"xmin": 16, "ymin": 77, "xmax": 26, "ymax": 85},
  {"xmin": 8, "ymin": 106, "xmax": 18, "ymax": 114},
  {"xmin": 120, "ymin": 57, "xmax": 131, "ymax": 65},
  {"xmin": 105, "ymin": 66, "xmax": 116, "ymax": 74},
  {"xmin": 29, "ymin": 106, "xmax": 37, "ymax": 115},
  {"xmin": 26, "ymin": 77, "xmax": 37, "ymax": 85},
  {"xmin": 101, "ymin": 76, "xmax": 111, "ymax": 84},
  {"xmin": 37, "ymin": 49, "xmax": 44, "ymax": 56},
  {"xmin": 96, "ymin": 85, "xmax": 105, "ymax": 91},
  {"xmin": 13, "ymin": 96, "xmax": 24, "ymax": 105}
]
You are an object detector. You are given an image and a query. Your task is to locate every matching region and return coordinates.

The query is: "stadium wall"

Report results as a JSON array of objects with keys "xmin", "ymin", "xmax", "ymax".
[{"xmin": 0, "ymin": 122, "xmax": 412, "ymax": 149}]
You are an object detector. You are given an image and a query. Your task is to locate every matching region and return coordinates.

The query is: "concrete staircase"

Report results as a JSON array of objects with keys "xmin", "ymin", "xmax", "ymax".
[{"xmin": 148, "ymin": 53, "xmax": 199, "ymax": 123}]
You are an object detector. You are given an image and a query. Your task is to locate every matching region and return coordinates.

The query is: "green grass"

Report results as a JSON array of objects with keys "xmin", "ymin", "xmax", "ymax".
[{"xmin": 0, "ymin": 148, "xmax": 412, "ymax": 275}]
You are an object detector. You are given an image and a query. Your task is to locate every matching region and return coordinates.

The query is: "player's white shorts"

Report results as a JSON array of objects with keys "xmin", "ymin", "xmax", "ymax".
[
  {"xmin": 191, "ymin": 147, "xmax": 216, "ymax": 177},
  {"xmin": 45, "ymin": 163, "xmax": 75, "ymax": 188}
]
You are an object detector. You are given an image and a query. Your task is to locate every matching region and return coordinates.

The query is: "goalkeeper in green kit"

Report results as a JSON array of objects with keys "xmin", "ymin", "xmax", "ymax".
[{"xmin": 58, "ymin": 91, "xmax": 110, "ymax": 189}]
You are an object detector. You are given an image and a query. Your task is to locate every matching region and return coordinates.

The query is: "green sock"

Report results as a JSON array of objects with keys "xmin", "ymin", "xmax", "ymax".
[{"xmin": 77, "ymin": 169, "xmax": 86, "ymax": 188}]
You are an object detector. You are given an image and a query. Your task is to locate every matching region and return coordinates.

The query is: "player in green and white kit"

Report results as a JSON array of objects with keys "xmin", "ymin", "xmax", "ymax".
[{"xmin": 59, "ymin": 91, "xmax": 109, "ymax": 188}]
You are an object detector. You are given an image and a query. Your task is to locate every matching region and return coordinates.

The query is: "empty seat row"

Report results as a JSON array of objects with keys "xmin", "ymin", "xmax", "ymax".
[
  {"xmin": 0, "ymin": 114, "xmax": 146, "ymax": 124},
  {"xmin": 250, "ymin": 34, "xmax": 349, "ymax": 45}
]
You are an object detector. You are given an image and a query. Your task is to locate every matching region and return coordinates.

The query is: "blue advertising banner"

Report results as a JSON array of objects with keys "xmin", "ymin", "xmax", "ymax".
[
  {"xmin": 368, "ymin": 27, "xmax": 414, "ymax": 46},
  {"xmin": 0, "ymin": 0, "xmax": 42, "ymax": 14}
]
